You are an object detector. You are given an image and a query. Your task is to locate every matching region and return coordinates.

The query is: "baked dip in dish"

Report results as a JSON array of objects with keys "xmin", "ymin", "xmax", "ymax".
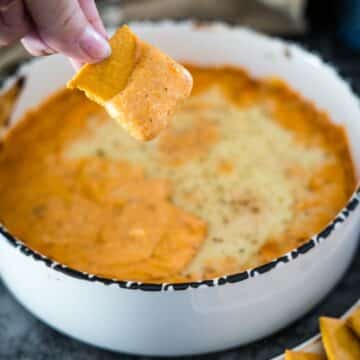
[
  {"xmin": 0, "ymin": 65, "xmax": 355, "ymax": 283},
  {"xmin": 0, "ymin": 23, "xmax": 359, "ymax": 356}
]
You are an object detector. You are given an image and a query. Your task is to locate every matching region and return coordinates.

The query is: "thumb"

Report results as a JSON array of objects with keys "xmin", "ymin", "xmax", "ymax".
[{"xmin": 24, "ymin": 0, "xmax": 111, "ymax": 63}]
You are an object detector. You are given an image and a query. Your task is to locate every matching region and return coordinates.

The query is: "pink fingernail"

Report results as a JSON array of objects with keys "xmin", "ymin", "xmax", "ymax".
[
  {"xmin": 69, "ymin": 58, "xmax": 84, "ymax": 71},
  {"xmin": 78, "ymin": 27, "xmax": 111, "ymax": 62}
]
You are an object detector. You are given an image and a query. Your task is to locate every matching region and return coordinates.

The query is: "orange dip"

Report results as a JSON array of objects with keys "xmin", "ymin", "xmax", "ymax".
[{"xmin": 0, "ymin": 66, "xmax": 355, "ymax": 283}]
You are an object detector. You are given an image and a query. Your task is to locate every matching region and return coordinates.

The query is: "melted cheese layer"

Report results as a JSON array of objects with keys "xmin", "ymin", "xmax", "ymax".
[
  {"xmin": 0, "ymin": 66, "xmax": 355, "ymax": 282},
  {"xmin": 66, "ymin": 87, "xmax": 338, "ymax": 278}
]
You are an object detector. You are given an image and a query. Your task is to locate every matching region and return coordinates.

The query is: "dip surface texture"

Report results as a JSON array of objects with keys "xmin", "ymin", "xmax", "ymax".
[{"xmin": 0, "ymin": 66, "xmax": 355, "ymax": 282}]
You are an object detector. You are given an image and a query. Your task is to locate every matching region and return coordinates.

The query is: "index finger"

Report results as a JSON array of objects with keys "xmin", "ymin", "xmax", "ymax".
[
  {"xmin": 78, "ymin": 0, "xmax": 107, "ymax": 39},
  {"xmin": 24, "ymin": 0, "xmax": 111, "ymax": 63},
  {"xmin": 0, "ymin": 0, "xmax": 30, "ymax": 46}
]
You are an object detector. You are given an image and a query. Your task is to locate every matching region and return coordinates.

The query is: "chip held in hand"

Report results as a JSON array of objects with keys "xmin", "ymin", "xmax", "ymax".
[{"xmin": 67, "ymin": 25, "xmax": 193, "ymax": 141}]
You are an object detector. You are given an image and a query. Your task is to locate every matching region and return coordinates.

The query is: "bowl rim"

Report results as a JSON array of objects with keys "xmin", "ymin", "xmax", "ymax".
[{"xmin": 1, "ymin": 20, "xmax": 360, "ymax": 292}]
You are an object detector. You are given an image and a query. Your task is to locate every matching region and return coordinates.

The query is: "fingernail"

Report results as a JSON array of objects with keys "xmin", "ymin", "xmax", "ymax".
[
  {"xmin": 78, "ymin": 27, "xmax": 111, "ymax": 61},
  {"xmin": 69, "ymin": 58, "xmax": 84, "ymax": 71},
  {"xmin": 21, "ymin": 35, "xmax": 56, "ymax": 57}
]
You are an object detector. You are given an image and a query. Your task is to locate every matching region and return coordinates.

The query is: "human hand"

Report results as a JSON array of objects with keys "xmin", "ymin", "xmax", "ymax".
[{"xmin": 0, "ymin": 0, "xmax": 111, "ymax": 68}]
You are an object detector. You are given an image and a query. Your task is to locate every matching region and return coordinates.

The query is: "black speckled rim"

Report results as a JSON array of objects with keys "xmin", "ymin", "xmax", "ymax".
[
  {"xmin": 0, "ymin": 22, "xmax": 360, "ymax": 292},
  {"xmin": 1, "ymin": 188, "xmax": 360, "ymax": 291}
]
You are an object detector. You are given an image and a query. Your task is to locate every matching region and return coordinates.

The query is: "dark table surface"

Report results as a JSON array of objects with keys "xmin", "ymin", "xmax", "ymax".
[{"xmin": 0, "ymin": 31, "xmax": 360, "ymax": 360}]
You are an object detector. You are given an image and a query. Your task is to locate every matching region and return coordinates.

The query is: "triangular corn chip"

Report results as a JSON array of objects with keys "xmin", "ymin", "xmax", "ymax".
[
  {"xmin": 320, "ymin": 317, "xmax": 360, "ymax": 360},
  {"xmin": 68, "ymin": 25, "xmax": 137, "ymax": 104},
  {"xmin": 68, "ymin": 25, "xmax": 193, "ymax": 141},
  {"xmin": 347, "ymin": 307, "xmax": 360, "ymax": 338},
  {"xmin": 285, "ymin": 350, "xmax": 324, "ymax": 360}
]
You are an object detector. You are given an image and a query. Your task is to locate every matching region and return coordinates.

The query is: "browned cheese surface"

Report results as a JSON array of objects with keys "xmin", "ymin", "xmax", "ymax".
[{"xmin": 0, "ymin": 66, "xmax": 355, "ymax": 282}]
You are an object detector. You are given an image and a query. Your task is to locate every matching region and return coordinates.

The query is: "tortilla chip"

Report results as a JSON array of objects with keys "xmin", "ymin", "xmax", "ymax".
[
  {"xmin": 347, "ymin": 307, "xmax": 360, "ymax": 338},
  {"xmin": 93, "ymin": 201, "xmax": 206, "ymax": 281},
  {"xmin": 320, "ymin": 317, "xmax": 360, "ymax": 360},
  {"xmin": 68, "ymin": 25, "xmax": 193, "ymax": 141},
  {"xmin": 285, "ymin": 350, "xmax": 324, "ymax": 360},
  {"xmin": 0, "ymin": 77, "xmax": 25, "ymax": 130},
  {"xmin": 67, "ymin": 25, "xmax": 137, "ymax": 104}
]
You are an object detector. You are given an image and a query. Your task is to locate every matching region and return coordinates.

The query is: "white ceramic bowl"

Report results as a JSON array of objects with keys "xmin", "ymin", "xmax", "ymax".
[{"xmin": 0, "ymin": 22, "xmax": 360, "ymax": 357}]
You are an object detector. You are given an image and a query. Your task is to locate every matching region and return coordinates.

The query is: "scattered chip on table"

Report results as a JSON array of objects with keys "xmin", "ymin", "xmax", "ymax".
[
  {"xmin": 347, "ymin": 307, "xmax": 360, "ymax": 338},
  {"xmin": 284, "ymin": 350, "xmax": 325, "ymax": 360},
  {"xmin": 320, "ymin": 316, "xmax": 360, "ymax": 360}
]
